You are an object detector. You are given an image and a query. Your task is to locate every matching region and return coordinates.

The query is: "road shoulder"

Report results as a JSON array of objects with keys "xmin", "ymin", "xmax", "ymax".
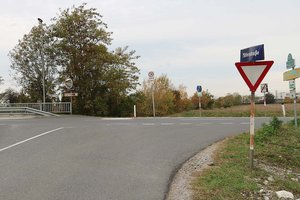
[{"xmin": 166, "ymin": 139, "xmax": 226, "ymax": 200}]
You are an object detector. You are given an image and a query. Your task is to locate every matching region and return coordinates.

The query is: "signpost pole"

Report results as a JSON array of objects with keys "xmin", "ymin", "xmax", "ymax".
[
  {"xmin": 196, "ymin": 85, "xmax": 202, "ymax": 117},
  {"xmin": 264, "ymin": 92, "xmax": 267, "ymax": 117},
  {"xmin": 263, "ymin": 92, "xmax": 266, "ymax": 107},
  {"xmin": 148, "ymin": 71, "xmax": 155, "ymax": 117},
  {"xmin": 198, "ymin": 96, "xmax": 202, "ymax": 117},
  {"xmin": 152, "ymin": 83, "xmax": 155, "ymax": 117},
  {"xmin": 293, "ymin": 79, "xmax": 298, "ymax": 128},
  {"xmin": 284, "ymin": 54, "xmax": 298, "ymax": 129},
  {"xmin": 250, "ymin": 91, "xmax": 255, "ymax": 170},
  {"xmin": 70, "ymin": 96, "xmax": 73, "ymax": 115},
  {"xmin": 70, "ymin": 97, "xmax": 73, "ymax": 115},
  {"xmin": 293, "ymin": 97, "xmax": 297, "ymax": 128},
  {"xmin": 236, "ymin": 45, "xmax": 274, "ymax": 171}
]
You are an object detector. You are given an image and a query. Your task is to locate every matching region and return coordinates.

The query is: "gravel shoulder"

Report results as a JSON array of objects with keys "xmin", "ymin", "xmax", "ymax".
[{"xmin": 166, "ymin": 139, "xmax": 226, "ymax": 200}]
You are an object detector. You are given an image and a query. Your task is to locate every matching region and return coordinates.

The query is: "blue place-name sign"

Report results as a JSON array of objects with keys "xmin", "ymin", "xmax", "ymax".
[{"xmin": 240, "ymin": 44, "xmax": 265, "ymax": 62}]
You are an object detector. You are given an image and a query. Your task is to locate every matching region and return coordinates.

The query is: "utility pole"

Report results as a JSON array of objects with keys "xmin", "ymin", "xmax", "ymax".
[{"xmin": 38, "ymin": 18, "xmax": 46, "ymax": 110}]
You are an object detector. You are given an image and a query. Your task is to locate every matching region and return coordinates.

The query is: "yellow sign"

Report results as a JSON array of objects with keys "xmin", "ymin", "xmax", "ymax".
[{"xmin": 283, "ymin": 68, "xmax": 300, "ymax": 81}]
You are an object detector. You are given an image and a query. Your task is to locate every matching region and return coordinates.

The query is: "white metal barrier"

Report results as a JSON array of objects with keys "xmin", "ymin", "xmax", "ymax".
[{"xmin": 0, "ymin": 102, "xmax": 72, "ymax": 114}]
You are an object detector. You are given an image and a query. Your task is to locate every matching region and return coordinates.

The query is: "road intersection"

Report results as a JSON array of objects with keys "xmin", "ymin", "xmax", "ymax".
[{"xmin": 0, "ymin": 116, "xmax": 288, "ymax": 200}]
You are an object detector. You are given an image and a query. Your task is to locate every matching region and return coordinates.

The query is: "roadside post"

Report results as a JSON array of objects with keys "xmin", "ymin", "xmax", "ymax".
[
  {"xmin": 260, "ymin": 83, "xmax": 268, "ymax": 107},
  {"xmin": 283, "ymin": 53, "xmax": 298, "ymax": 128},
  {"xmin": 148, "ymin": 71, "xmax": 155, "ymax": 117},
  {"xmin": 64, "ymin": 78, "xmax": 76, "ymax": 114},
  {"xmin": 260, "ymin": 83, "xmax": 268, "ymax": 116},
  {"xmin": 281, "ymin": 103, "xmax": 286, "ymax": 117},
  {"xmin": 235, "ymin": 44, "xmax": 274, "ymax": 170},
  {"xmin": 134, "ymin": 105, "xmax": 137, "ymax": 118},
  {"xmin": 196, "ymin": 85, "xmax": 202, "ymax": 117}
]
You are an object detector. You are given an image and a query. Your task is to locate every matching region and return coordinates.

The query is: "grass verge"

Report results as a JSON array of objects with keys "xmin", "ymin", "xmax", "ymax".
[
  {"xmin": 192, "ymin": 117, "xmax": 300, "ymax": 200},
  {"xmin": 172, "ymin": 104, "xmax": 300, "ymax": 117}
]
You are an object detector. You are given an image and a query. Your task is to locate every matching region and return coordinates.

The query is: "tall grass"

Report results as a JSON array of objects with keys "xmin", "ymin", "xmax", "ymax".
[
  {"xmin": 192, "ymin": 117, "xmax": 300, "ymax": 199},
  {"xmin": 172, "ymin": 104, "xmax": 299, "ymax": 117}
]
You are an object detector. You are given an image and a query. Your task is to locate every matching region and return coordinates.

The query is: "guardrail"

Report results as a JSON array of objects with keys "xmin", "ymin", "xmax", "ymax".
[
  {"xmin": 0, "ymin": 107, "xmax": 59, "ymax": 117},
  {"xmin": 0, "ymin": 102, "xmax": 72, "ymax": 114}
]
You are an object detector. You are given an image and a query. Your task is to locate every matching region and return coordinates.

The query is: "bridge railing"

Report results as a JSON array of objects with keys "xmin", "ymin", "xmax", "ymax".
[{"xmin": 0, "ymin": 102, "xmax": 72, "ymax": 114}]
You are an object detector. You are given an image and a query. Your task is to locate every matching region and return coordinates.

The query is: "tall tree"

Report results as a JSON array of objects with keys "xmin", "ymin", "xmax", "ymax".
[
  {"xmin": 9, "ymin": 22, "xmax": 58, "ymax": 102},
  {"xmin": 190, "ymin": 91, "xmax": 214, "ymax": 109},
  {"xmin": 51, "ymin": 3, "xmax": 140, "ymax": 115},
  {"xmin": 138, "ymin": 74, "xmax": 175, "ymax": 116},
  {"xmin": 172, "ymin": 84, "xmax": 191, "ymax": 112},
  {"xmin": 0, "ymin": 76, "xmax": 3, "ymax": 85},
  {"xmin": 265, "ymin": 93, "xmax": 275, "ymax": 104}
]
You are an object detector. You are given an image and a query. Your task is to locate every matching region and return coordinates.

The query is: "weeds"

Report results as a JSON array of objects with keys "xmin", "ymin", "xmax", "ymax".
[
  {"xmin": 255, "ymin": 116, "xmax": 283, "ymax": 144},
  {"xmin": 192, "ymin": 117, "xmax": 300, "ymax": 200}
]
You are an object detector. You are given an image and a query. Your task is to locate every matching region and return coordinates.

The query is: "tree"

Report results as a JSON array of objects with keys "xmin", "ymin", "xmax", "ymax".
[
  {"xmin": 0, "ymin": 88, "xmax": 19, "ymax": 103},
  {"xmin": 190, "ymin": 91, "xmax": 214, "ymax": 109},
  {"xmin": 232, "ymin": 92, "xmax": 242, "ymax": 105},
  {"xmin": 51, "ymin": 4, "xmax": 140, "ymax": 115},
  {"xmin": 0, "ymin": 76, "xmax": 3, "ymax": 85},
  {"xmin": 215, "ymin": 93, "xmax": 242, "ymax": 108},
  {"xmin": 265, "ymin": 93, "xmax": 275, "ymax": 104},
  {"xmin": 9, "ymin": 21, "xmax": 58, "ymax": 102},
  {"xmin": 138, "ymin": 74, "xmax": 176, "ymax": 116},
  {"xmin": 9, "ymin": 3, "xmax": 140, "ymax": 116},
  {"xmin": 172, "ymin": 84, "xmax": 191, "ymax": 112}
]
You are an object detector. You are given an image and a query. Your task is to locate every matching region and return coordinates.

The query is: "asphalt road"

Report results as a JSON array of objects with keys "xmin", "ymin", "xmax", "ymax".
[{"xmin": 0, "ymin": 116, "xmax": 285, "ymax": 200}]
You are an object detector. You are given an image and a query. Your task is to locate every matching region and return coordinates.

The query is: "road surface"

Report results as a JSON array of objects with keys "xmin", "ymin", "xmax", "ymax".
[{"xmin": 0, "ymin": 116, "xmax": 281, "ymax": 200}]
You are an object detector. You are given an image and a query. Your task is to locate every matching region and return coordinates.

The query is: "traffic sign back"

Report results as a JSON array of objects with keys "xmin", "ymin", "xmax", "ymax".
[
  {"xmin": 260, "ymin": 83, "xmax": 268, "ymax": 93},
  {"xmin": 235, "ymin": 61, "xmax": 274, "ymax": 92}
]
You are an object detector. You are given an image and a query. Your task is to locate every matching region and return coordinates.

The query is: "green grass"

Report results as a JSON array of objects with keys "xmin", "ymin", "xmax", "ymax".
[
  {"xmin": 192, "ymin": 117, "xmax": 300, "ymax": 200},
  {"xmin": 172, "ymin": 104, "xmax": 300, "ymax": 117}
]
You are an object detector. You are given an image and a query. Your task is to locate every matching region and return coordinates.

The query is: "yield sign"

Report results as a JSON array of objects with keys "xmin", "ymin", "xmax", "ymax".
[{"xmin": 235, "ymin": 61, "xmax": 274, "ymax": 92}]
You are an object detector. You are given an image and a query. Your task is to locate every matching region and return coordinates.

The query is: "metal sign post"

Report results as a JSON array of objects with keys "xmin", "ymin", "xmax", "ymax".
[
  {"xmin": 197, "ymin": 85, "xmax": 202, "ymax": 117},
  {"xmin": 249, "ymin": 91, "xmax": 255, "ymax": 169},
  {"xmin": 236, "ymin": 46, "xmax": 273, "ymax": 170},
  {"xmin": 284, "ymin": 54, "xmax": 298, "ymax": 129},
  {"xmin": 198, "ymin": 95, "xmax": 202, "ymax": 117},
  {"xmin": 148, "ymin": 71, "xmax": 155, "ymax": 117},
  {"xmin": 261, "ymin": 83, "xmax": 268, "ymax": 116},
  {"xmin": 64, "ymin": 78, "xmax": 74, "ymax": 114},
  {"xmin": 290, "ymin": 80, "xmax": 298, "ymax": 128},
  {"xmin": 293, "ymin": 91, "xmax": 298, "ymax": 128}
]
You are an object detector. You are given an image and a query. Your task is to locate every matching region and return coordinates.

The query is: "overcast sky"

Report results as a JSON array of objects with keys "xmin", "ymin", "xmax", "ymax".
[{"xmin": 1, "ymin": 0, "xmax": 300, "ymax": 97}]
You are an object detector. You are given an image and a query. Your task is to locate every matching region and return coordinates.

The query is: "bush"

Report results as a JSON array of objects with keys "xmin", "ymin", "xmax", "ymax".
[{"xmin": 255, "ymin": 116, "xmax": 283, "ymax": 144}]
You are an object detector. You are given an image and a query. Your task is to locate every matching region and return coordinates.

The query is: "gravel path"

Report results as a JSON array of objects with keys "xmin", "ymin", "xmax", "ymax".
[{"xmin": 166, "ymin": 139, "xmax": 226, "ymax": 200}]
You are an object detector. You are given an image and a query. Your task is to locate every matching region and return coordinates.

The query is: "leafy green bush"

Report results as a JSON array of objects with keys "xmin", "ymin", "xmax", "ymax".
[{"xmin": 255, "ymin": 116, "xmax": 283, "ymax": 144}]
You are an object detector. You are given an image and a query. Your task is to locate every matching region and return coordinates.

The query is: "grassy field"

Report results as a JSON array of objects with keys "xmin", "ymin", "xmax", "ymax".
[
  {"xmin": 192, "ymin": 118, "xmax": 300, "ymax": 200},
  {"xmin": 172, "ymin": 103, "xmax": 300, "ymax": 117}
]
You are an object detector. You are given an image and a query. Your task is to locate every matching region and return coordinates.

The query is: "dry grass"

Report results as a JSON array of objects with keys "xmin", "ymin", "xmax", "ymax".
[{"xmin": 173, "ymin": 103, "xmax": 299, "ymax": 117}]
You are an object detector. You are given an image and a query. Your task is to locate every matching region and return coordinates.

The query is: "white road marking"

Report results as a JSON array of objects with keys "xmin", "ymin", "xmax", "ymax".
[
  {"xmin": 220, "ymin": 122, "xmax": 234, "ymax": 125},
  {"xmin": 196, "ymin": 123, "xmax": 212, "ymax": 125},
  {"xmin": 143, "ymin": 123, "xmax": 155, "ymax": 126},
  {"xmin": 161, "ymin": 123, "xmax": 174, "ymax": 126},
  {"xmin": 179, "ymin": 123, "xmax": 192, "ymax": 125},
  {"xmin": 101, "ymin": 118, "xmax": 133, "ymax": 120},
  {"xmin": 115, "ymin": 123, "xmax": 132, "ymax": 126},
  {"xmin": 0, "ymin": 127, "xmax": 64, "ymax": 153}
]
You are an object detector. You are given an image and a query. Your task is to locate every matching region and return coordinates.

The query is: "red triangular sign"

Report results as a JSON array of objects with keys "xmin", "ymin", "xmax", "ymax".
[{"xmin": 235, "ymin": 61, "xmax": 274, "ymax": 92}]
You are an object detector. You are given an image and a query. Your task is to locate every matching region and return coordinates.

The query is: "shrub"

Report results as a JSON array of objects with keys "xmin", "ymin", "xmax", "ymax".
[{"xmin": 255, "ymin": 116, "xmax": 283, "ymax": 144}]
